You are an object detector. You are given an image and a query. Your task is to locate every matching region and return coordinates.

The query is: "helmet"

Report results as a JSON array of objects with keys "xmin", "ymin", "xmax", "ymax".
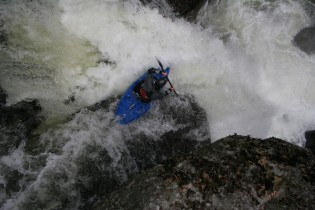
[{"xmin": 154, "ymin": 78, "xmax": 167, "ymax": 91}]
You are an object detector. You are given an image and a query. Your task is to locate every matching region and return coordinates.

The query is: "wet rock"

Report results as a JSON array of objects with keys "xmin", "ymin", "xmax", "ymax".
[
  {"xmin": 63, "ymin": 94, "xmax": 75, "ymax": 105},
  {"xmin": 126, "ymin": 94, "xmax": 211, "ymax": 170},
  {"xmin": 305, "ymin": 0, "xmax": 315, "ymax": 19},
  {"xmin": 0, "ymin": 98, "xmax": 43, "ymax": 156},
  {"xmin": 0, "ymin": 19, "xmax": 8, "ymax": 47},
  {"xmin": 87, "ymin": 95, "xmax": 118, "ymax": 112},
  {"xmin": 305, "ymin": 130, "xmax": 315, "ymax": 155},
  {"xmin": 0, "ymin": 86, "xmax": 7, "ymax": 106},
  {"xmin": 96, "ymin": 57, "xmax": 116, "ymax": 67},
  {"xmin": 139, "ymin": 0, "xmax": 209, "ymax": 22},
  {"xmin": 93, "ymin": 136, "xmax": 315, "ymax": 210},
  {"xmin": 293, "ymin": 27, "xmax": 315, "ymax": 54},
  {"xmin": 166, "ymin": 0, "xmax": 208, "ymax": 22},
  {"xmin": 76, "ymin": 94, "xmax": 211, "ymax": 209}
]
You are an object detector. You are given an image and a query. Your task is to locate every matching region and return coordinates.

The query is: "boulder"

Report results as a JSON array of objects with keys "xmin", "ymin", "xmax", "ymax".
[
  {"xmin": 93, "ymin": 135, "xmax": 315, "ymax": 210},
  {"xmin": 0, "ymin": 86, "xmax": 7, "ymax": 106},
  {"xmin": 125, "ymin": 94, "xmax": 211, "ymax": 169},
  {"xmin": 88, "ymin": 94, "xmax": 210, "ymax": 172},
  {"xmin": 75, "ymin": 94, "xmax": 211, "ymax": 209},
  {"xmin": 139, "ymin": 0, "xmax": 208, "ymax": 22},
  {"xmin": 166, "ymin": 0, "xmax": 207, "ymax": 22},
  {"xmin": 305, "ymin": 130, "xmax": 315, "ymax": 155},
  {"xmin": 294, "ymin": 27, "xmax": 315, "ymax": 54},
  {"xmin": 0, "ymin": 98, "xmax": 43, "ymax": 156}
]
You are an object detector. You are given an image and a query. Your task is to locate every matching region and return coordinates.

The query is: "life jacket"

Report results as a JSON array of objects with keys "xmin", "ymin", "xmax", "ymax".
[{"xmin": 138, "ymin": 87, "xmax": 150, "ymax": 103}]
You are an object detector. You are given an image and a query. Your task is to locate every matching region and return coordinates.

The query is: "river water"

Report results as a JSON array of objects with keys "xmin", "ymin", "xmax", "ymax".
[{"xmin": 0, "ymin": 0, "xmax": 314, "ymax": 209}]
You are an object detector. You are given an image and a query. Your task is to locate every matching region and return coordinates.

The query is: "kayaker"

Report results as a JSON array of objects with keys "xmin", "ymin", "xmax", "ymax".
[{"xmin": 134, "ymin": 68, "xmax": 174, "ymax": 102}]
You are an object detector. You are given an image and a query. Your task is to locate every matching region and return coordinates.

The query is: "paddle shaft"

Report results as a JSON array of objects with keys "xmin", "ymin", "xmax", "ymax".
[
  {"xmin": 156, "ymin": 58, "xmax": 179, "ymax": 97},
  {"xmin": 163, "ymin": 72, "xmax": 178, "ymax": 97}
]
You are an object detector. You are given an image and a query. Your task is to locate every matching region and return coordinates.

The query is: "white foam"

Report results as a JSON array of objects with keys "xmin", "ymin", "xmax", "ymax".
[
  {"xmin": 1, "ymin": 0, "xmax": 314, "ymax": 144},
  {"xmin": 1, "ymin": 1, "xmax": 315, "ymax": 208},
  {"xmin": 58, "ymin": 0, "xmax": 315, "ymax": 143}
]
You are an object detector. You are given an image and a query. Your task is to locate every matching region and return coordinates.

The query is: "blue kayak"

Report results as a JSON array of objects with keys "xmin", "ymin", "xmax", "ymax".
[{"xmin": 115, "ymin": 68, "xmax": 170, "ymax": 124}]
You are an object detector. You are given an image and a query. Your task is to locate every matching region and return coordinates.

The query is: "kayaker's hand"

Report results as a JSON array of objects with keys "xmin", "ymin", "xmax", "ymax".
[
  {"xmin": 160, "ymin": 71, "xmax": 168, "ymax": 77},
  {"xmin": 164, "ymin": 87, "xmax": 174, "ymax": 96}
]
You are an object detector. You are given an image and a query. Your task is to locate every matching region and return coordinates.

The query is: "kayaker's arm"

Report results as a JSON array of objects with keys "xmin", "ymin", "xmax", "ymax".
[{"xmin": 148, "ymin": 68, "xmax": 168, "ymax": 77}]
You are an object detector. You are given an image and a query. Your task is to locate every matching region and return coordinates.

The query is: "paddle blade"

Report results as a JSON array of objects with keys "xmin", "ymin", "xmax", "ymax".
[
  {"xmin": 155, "ymin": 58, "xmax": 179, "ymax": 97},
  {"xmin": 155, "ymin": 57, "xmax": 164, "ymax": 72}
]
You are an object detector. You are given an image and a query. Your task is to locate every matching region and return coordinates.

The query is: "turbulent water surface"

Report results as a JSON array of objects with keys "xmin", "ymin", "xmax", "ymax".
[{"xmin": 0, "ymin": 0, "xmax": 315, "ymax": 209}]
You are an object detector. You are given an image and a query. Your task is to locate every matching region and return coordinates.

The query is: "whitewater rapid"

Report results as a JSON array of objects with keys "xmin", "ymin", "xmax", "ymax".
[
  {"xmin": 62, "ymin": 0, "xmax": 315, "ymax": 143},
  {"xmin": 0, "ymin": 0, "xmax": 315, "ymax": 209},
  {"xmin": 1, "ymin": 0, "xmax": 314, "ymax": 142}
]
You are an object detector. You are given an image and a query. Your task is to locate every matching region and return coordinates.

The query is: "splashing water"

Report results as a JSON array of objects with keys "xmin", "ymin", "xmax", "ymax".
[{"xmin": 0, "ymin": 0, "xmax": 315, "ymax": 209}]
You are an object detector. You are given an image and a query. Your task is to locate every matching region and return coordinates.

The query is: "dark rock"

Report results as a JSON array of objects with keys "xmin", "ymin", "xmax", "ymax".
[
  {"xmin": 96, "ymin": 57, "xmax": 116, "ymax": 67},
  {"xmin": 305, "ymin": 0, "xmax": 315, "ymax": 21},
  {"xmin": 0, "ymin": 19, "xmax": 8, "ymax": 47},
  {"xmin": 93, "ymin": 136, "xmax": 315, "ymax": 210},
  {"xmin": 0, "ymin": 31, "xmax": 8, "ymax": 46},
  {"xmin": 63, "ymin": 94, "xmax": 75, "ymax": 105},
  {"xmin": 125, "ymin": 94, "xmax": 211, "ymax": 170},
  {"xmin": 166, "ymin": 0, "xmax": 207, "ymax": 22},
  {"xmin": 293, "ymin": 27, "xmax": 315, "ymax": 54},
  {"xmin": 305, "ymin": 130, "xmax": 315, "ymax": 155},
  {"xmin": 87, "ymin": 95, "xmax": 118, "ymax": 112},
  {"xmin": 0, "ymin": 86, "xmax": 7, "ymax": 106},
  {"xmin": 139, "ymin": 0, "xmax": 208, "ymax": 22},
  {"xmin": 0, "ymin": 99, "xmax": 43, "ymax": 155},
  {"xmin": 76, "ymin": 94, "xmax": 211, "ymax": 209},
  {"xmin": 1, "ymin": 165, "xmax": 24, "ymax": 197}
]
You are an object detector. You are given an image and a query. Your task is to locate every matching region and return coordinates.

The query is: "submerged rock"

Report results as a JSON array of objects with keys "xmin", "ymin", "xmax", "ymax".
[
  {"xmin": 125, "ymin": 94, "xmax": 211, "ymax": 169},
  {"xmin": 0, "ymin": 88, "xmax": 43, "ymax": 202},
  {"xmin": 309, "ymin": 0, "xmax": 315, "ymax": 5},
  {"xmin": 0, "ymin": 86, "xmax": 7, "ymax": 106},
  {"xmin": 0, "ymin": 98, "xmax": 43, "ymax": 156},
  {"xmin": 294, "ymin": 27, "xmax": 315, "ymax": 54},
  {"xmin": 0, "ymin": 20, "xmax": 8, "ymax": 47},
  {"xmin": 88, "ymin": 94, "xmax": 210, "ymax": 172},
  {"xmin": 74, "ymin": 94, "xmax": 211, "ymax": 209},
  {"xmin": 93, "ymin": 135, "xmax": 315, "ymax": 210},
  {"xmin": 166, "ymin": 0, "xmax": 207, "ymax": 22},
  {"xmin": 305, "ymin": 130, "xmax": 315, "ymax": 155},
  {"xmin": 140, "ymin": 0, "xmax": 208, "ymax": 22}
]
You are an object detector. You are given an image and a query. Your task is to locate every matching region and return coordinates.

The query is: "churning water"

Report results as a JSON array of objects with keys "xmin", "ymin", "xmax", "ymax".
[{"xmin": 0, "ymin": 0, "xmax": 314, "ymax": 209}]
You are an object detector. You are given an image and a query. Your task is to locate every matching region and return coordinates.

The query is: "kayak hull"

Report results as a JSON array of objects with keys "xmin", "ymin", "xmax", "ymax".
[{"xmin": 115, "ymin": 68, "xmax": 170, "ymax": 124}]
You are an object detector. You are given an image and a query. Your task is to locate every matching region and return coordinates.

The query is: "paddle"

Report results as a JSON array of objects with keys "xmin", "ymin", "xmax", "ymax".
[{"xmin": 156, "ymin": 57, "xmax": 179, "ymax": 97}]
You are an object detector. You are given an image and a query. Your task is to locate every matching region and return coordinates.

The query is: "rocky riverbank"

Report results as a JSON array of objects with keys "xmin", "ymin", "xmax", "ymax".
[
  {"xmin": 2, "ymin": 82, "xmax": 315, "ymax": 210},
  {"xmin": 0, "ymin": 87, "xmax": 43, "ymax": 156},
  {"xmin": 2, "ymin": 83, "xmax": 315, "ymax": 210},
  {"xmin": 93, "ymin": 135, "xmax": 315, "ymax": 210},
  {"xmin": 0, "ymin": 87, "xmax": 213, "ymax": 209}
]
